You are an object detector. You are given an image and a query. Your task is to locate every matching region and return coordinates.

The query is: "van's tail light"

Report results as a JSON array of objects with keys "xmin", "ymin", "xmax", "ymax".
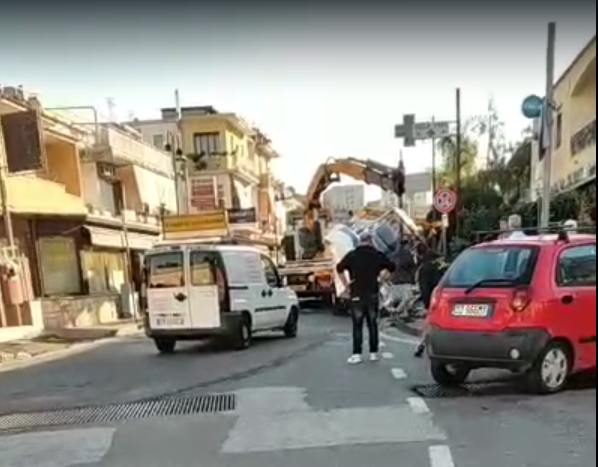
[{"xmin": 510, "ymin": 286, "xmax": 532, "ymax": 312}]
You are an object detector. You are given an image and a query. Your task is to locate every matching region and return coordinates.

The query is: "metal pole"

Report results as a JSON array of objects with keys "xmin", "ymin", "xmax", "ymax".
[
  {"xmin": 173, "ymin": 89, "xmax": 183, "ymax": 214},
  {"xmin": 120, "ymin": 184, "xmax": 135, "ymax": 320},
  {"xmin": 0, "ymin": 123, "xmax": 13, "ymax": 327},
  {"xmin": 431, "ymin": 116, "xmax": 437, "ymax": 193},
  {"xmin": 541, "ymin": 22, "xmax": 556, "ymax": 227},
  {"xmin": 455, "ymin": 88, "xmax": 462, "ymax": 238}
]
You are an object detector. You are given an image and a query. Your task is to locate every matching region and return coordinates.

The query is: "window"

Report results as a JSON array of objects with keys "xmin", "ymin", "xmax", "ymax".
[
  {"xmin": 261, "ymin": 255, "xmax": 279, "ymax": 287},
  {"xmin": 556, "ymin": 244, "xmax": 596, "ymax": 287},
  {"xmin": 442, "ymin": 246, "xmax": 539, "ymax": 288},
  {"xmin": 37, "ymin": 237, "xmax": 81, "ymax": 296},
  {"xmin": 193, "ymin": 132, "xmax": 222, "ymax": 156},
  {"xmin": 189, "ymin": 251, "xmax": 216, "ymax": 286},
  {"xmin": 556, "ymin": 113, "xmax": 563, "ymax": 148},
  {"xmin": 152, "ymin": 134, "xmax": 165, "ymax": 150},
  {"xmin": 81, "ymin": 251, "xmax": 126, "ymax": 294},
  {"xmin": 145, "ymin": 252, "xmax": 184, "ymax": 288}
]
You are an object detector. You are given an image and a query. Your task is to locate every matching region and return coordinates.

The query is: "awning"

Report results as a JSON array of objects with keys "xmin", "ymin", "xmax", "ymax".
[
  {"xmin": 84, "ymin": 226, "xmax": 157, "ymax": 250},
  {"xmin": 7, "ymin": 176, "xmax": 87, "ymax": 216}
]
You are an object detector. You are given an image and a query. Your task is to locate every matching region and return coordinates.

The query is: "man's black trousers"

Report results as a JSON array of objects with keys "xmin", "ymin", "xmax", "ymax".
[{"xmin": 350, "ymin": 294, "xmax": 379, "ymax": 354}]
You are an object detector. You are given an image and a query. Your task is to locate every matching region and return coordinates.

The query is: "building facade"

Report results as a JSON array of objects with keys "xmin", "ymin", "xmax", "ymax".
[
  {"xmin": 378, "ymin": 172, "xmax": 432, "ymax": 220},
  {"xmin": 530, "ymin": 35, "xmax": 596, "ymax": 199},
  {"xmin": 130, "ymin": 105, "xmax": 281, "ymax": 236},
  {"xmin": 322, "ymin": 184, "xmax": 365, "ymax": 222},
  {"xmin": 0, "ymin": 87, "xmax": 175, "ymax": 337}
]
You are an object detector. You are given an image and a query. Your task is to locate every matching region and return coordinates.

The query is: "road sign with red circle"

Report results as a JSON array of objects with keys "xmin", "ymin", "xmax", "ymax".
[{"xmin": 434, "ymin": 188, "xmax": 457, "ymax": 213}]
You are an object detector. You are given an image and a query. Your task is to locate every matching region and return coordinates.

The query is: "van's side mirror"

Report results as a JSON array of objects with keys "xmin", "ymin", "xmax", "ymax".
[{"xmin": 279, "ymin": 276, "xmax": 288, "ymax": 288}]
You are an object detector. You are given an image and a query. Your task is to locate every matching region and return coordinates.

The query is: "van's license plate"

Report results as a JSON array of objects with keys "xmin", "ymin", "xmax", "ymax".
[
  {"xmin": 452, "ymin": 304, "xmax": 491, "ymax": 317},
  {"xmin": 156, "ymin": 317, "xmax": 185, "ymax": 327}
]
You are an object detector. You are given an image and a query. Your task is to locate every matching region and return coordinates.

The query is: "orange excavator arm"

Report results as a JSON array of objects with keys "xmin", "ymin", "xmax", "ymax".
[{"xmin": 306, "ymin": 157, "xmax": 405, "ymax": 210}]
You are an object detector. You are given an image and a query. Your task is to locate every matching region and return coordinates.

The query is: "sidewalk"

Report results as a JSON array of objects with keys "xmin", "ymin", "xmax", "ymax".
[{"xmin": 0, "ymin": 320, "xmax": 142, "ymax": 367}]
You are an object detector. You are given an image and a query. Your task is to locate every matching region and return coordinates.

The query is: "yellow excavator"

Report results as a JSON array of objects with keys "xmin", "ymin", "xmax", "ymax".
[{"xmin": 278, "ymin": 157, "xmax": 412, "ymax": 307}]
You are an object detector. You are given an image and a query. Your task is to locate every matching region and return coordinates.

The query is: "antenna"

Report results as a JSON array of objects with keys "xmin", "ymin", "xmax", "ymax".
[{"xmin": 106, "ymin": 97, "xmax": 116, "ymax": 122}]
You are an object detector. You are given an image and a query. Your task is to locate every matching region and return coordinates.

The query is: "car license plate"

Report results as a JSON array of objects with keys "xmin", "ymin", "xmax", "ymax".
[
  {"xmin": 156, "ymin": 317, "xmax": 185, "ymax": 327},
  {"xmin": 452, "ymin": 304, "xmax": 491, "ymax": 317},
  {"xmin": 292, "ymin": 285, "xmax": 307, "ymax": 291}
]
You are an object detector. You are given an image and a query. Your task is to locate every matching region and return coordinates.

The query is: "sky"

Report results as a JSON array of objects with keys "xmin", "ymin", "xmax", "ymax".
[{"xmin": 1, "ymin": 0, "xmax": 596, "ymax": 199}]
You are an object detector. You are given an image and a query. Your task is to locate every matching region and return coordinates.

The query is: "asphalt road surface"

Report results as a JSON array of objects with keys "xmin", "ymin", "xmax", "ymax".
[{"xmin": 0, "ymin": 309, "xmax": 595, "ymax": 467}]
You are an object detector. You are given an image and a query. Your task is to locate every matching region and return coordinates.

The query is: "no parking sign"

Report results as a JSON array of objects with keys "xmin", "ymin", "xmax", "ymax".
[{"xmin": 434, "ymin": 188, "xmax": 457, "ymax": 214}]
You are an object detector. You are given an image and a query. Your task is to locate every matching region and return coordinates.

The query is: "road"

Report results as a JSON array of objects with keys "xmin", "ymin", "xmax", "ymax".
[{"xmin": 0, "ymin": 310, "xmax": 595, "ymax": 467}]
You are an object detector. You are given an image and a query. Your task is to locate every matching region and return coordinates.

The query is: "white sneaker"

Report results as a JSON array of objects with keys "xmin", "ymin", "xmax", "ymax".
[
  {"xmin": 347, "ymin": 354, "xmax": 363, "ymax": 365},
  {"xmin": 370, "ymin": 353, "xmax": 380, "ymax": 362}
]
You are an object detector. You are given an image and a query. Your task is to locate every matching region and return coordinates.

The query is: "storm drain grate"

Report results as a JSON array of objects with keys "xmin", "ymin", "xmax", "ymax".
[
  {"xmin": 0, "ymin": 394, "xmax": 236, "ymax": 432},
  {"xmin": 411, "ymin": 382, "xmax": 519, "ymax": 398}
]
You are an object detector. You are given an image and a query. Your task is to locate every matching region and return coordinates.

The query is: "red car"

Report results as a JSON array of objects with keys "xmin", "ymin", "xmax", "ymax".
[{"xmin": 427, "ymin": 231, "xmax": 596, "ymax": 393}]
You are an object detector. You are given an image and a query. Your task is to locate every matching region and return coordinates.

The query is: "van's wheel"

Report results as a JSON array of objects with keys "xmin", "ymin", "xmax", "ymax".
[
  {"xmin": 154, "ymin": 338, "xmax": 176, "ymax": 354},
  {"xmin": 284, "ymin": 307, "xmax": 299, "ymax": 338},
  {"xmin": 233, "ymin": 315, "xmax": 252, "ymax": 350},
  {"xmin": 526, "ymin": 341, "xmax": 571, "ymax": 394},
  {"xmin": 431, "ymin": 359, "xmax": 471, "ymax": 386}
]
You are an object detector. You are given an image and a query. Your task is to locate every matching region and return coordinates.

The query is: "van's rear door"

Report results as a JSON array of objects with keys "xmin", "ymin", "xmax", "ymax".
[
  {"xmin": 434, "ymin": 244, "xmax": 540, "ymax": 332},
  {"xmin": 145, "ymin": 249, "xmax": 191, "ymax": 330},
  {"xmin": 188, "ymin": 249, "xmax": 222, "ymax": 329}
]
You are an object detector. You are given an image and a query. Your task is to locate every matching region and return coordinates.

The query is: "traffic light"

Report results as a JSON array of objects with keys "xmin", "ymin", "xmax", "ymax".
[{"xmin": 393, "ymin": 168, "xmax": 405, "ymax": 197}]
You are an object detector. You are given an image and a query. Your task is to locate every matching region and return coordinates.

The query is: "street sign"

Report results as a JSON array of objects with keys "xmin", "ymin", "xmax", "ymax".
[
  {"xmin": 162, "ymin": 211, "xmax": 229, "ymax": 240},
  {"xmin": 521, "ymin": 95, "xmax": 544, "ymax": 119},
  {"xmin": 434, "ymin": 188, "xmax": 457, "ymax": 214},
  {"xmin": 414, "ymin": 121, "xmax": 453, "ymax": 140}
]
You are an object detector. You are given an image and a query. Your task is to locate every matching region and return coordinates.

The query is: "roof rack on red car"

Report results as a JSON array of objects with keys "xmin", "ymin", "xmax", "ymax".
[{"xmin": 474, "ymin": 225, "xmax": 595, "ymax": 243}]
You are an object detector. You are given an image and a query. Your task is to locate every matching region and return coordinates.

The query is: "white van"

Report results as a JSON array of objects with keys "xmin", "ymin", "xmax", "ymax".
[{"xmin": 141, "ymin": 242, "xmax": 300, "ymax": 354}]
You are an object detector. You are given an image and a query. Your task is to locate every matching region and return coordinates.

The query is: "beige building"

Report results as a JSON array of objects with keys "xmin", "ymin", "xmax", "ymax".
[
  {"xmin": 531, "ymin": 35, "xmax": 596, "ymax": 199},
  {"xmin": 0, "ymin": 86, "xmax": 176, "ymax": 339},
  {"xmin": 130, "ymin": 106, "xmax": 281, "ymax": 233}
]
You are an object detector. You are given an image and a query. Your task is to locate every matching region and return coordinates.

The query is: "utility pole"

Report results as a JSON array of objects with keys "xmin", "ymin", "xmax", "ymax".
[
  {"xmin": 431, "ymin": 116, "xmax": 437, "ymax": 193},
  {"xmin": 0, "ymin": 121, "xmax": 15, "ymax": 327},
  {"xmin": 455, "ymin": 88, "xmax": 462, "ymax": 238},
  {"xmin": 541, "ymin": 22, "xmax": 556, "ymax": 227}
]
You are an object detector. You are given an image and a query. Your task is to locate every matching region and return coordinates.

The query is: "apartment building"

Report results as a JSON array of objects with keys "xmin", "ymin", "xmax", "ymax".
[
  {"xmin": 130, "ymin": 105, "xmax": 281, "ymax": 233},
  {"xmin": 0, "ymin": 87, "xmax": 176, "ymax": 337},
  {"xmin": 530, "ymin": 35, "xmax": 596, "ymax": 199}
]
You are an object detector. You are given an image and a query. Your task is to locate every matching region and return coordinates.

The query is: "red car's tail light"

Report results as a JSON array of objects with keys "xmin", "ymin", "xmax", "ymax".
[{"xmin": 510, "ymin": 286, "xmax": 532, "ymax": 312}]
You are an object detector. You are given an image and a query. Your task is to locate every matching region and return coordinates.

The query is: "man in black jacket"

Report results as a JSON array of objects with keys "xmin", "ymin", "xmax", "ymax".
[
  {"xmin": 414, "ymin": 249, "xmax": 449, "ymax": 357},
  {"xmin": 337, "ymin": 233, "xmax": 395, "ymax": 364}
]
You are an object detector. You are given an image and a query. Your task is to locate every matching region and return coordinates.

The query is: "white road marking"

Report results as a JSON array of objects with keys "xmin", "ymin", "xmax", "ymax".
[
  {"xmin": 380, "ymin": 330, "xmax": 419, "ymax": 345},
  {"xmin": 391, "ymin": 368, "xmax": 407, "ymax": 379},
  {"xmin": 381, "ymin": 352, "xmax": 394, "ymax": 360},
  {"xmin": 222, "ymin": 404, "xmax": 446, "ymax": 453},
  {"xmin": 408, "ymin": 397, "xmax": 431, "ymax": 414},
  {"xmin": 429, "ymin": 445, "xmax": 456, "ymax": 467},
  {"xmin": 1, "ymin": 427, "xmax": 115, "ymax": 467},
  {"xmin": 379, "ymin": 341, "xmax": 387, "ymax": 348}
]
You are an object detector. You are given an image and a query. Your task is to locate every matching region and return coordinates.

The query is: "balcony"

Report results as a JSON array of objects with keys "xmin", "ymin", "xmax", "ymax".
[
  {"xmin": 570, "ymin": 118, "xmax": 596, "ymax": 157},
  {"xmin": 88, "ymin": 125, "xmax": 174, "ymax": 177}
]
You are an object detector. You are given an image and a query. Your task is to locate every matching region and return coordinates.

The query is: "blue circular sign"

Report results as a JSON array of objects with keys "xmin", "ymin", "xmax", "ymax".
[{"xmin": 521, "ymin": 95, "xmax": 544, "ymax": 119}]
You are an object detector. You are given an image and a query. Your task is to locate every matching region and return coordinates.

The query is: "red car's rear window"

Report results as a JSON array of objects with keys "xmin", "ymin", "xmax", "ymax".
[{"xmin": 442, "ymin": 245, "xmax": 540, "ymax": 288}]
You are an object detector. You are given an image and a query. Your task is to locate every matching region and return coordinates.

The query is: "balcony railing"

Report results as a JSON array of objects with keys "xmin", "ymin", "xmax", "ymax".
[
  {"xmin": 570, "ymin": 118, "xmax": 596, "ymax": 156},
  {"xmin": 93, "ymin": 125, "xmax": 174, "ymax": 177}
]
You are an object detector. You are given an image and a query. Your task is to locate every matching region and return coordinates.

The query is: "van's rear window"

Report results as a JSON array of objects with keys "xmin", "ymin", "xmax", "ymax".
[
  {"xmin": 145, "ymin": 252, "xmax": 184, "ymax": 288},
  {"xmin": 442, "ymin": 246, "xmax": 540, "ymax": 288}
]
